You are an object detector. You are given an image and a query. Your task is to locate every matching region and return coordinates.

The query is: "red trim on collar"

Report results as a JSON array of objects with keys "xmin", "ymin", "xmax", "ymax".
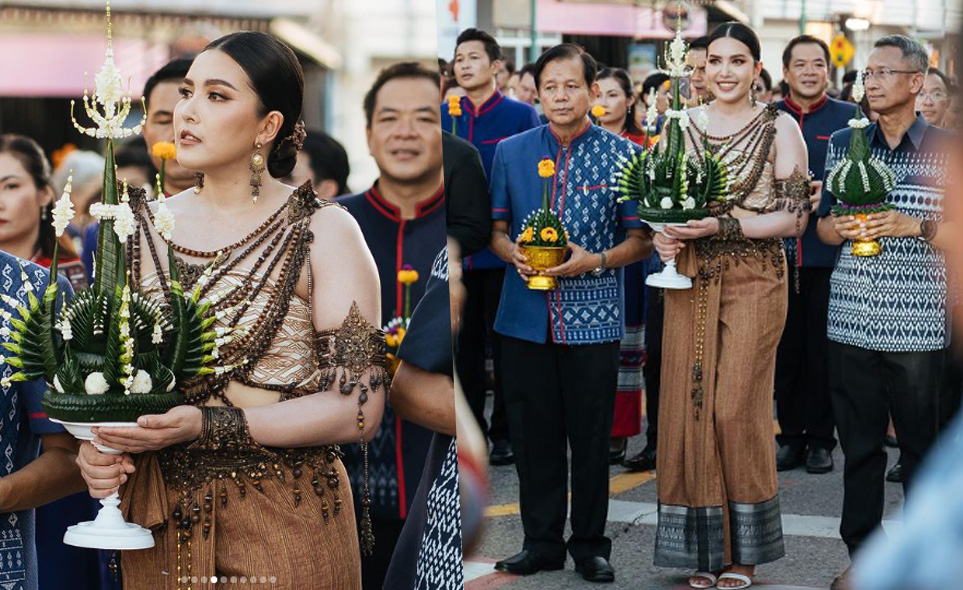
[
  {"xmin": 549, "ymin": 119, "xmax": 592, "ymax": 146},
  {"xmin": 784, "ymin": 94, "xmax": 828, "ymax": 115},
  {"xmin": 364, "ymin": 184, "xmax": 445, "ymax": 221},
  {"xmin": 465, "ymin": 89, "xmax": 504, "ymax": 117}
]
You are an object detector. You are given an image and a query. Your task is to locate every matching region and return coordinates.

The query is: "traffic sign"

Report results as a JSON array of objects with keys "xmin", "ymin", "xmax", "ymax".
[{"xmin": 830, "ymin": 34, "xmax": 855, "ymax": 68}]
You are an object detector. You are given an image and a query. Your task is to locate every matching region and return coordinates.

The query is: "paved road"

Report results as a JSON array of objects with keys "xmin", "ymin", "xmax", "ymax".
[{"xmin": 464, "ymin": 432, "xmax": 906, "ymax": 590}]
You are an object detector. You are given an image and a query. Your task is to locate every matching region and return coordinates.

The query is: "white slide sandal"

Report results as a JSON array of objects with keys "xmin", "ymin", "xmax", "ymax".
[
  {"xmin": 688, "ymin": 571, "xmax": 718, "ymax": 589},
  {"xmin": 717, "ymin": 572, "xmax": 753, "ymax": 589}
]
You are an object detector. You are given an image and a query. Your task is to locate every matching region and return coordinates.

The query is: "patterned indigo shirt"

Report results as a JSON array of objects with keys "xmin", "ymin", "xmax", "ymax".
[
  {"xmin": 0, "ymin": 251, "xmax": 73, "ymax": 590},
  {"xmin": 818, "ymin": 114, "xmax": 953, "ymax": 352},
  {"xmin": 491, "ymin": 123, "xmax": 643, "ymax": 345}
]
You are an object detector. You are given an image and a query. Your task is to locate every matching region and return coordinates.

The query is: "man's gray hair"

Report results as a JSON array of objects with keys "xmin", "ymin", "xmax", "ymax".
[{"xmin": 874, "ymin": 35, "xmax": 930, "ymax": 73}]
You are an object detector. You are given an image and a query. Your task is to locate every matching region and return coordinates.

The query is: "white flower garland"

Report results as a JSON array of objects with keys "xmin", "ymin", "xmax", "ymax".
[
  {"xmin": 665, "ymin": 109, "xmax": 690, "ymax": 130},
  {"xmin": 52, "ymin": 173, "xmax": 75, "ymax": 238}
]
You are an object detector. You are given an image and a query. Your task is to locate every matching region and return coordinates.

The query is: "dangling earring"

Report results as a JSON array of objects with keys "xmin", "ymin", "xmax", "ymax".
[
  {"xmin": 750, "ymin": 83, "xmax": 757, "ymax": 105},
  {"xmin": 40, "ymin": 206, "xmax": 48, "ymax": 221},
  {"xmin": 193, "ymin": 172, "xmax": 205, "ymax": 194},
  {"xmin": 249, "ymin": 142, "xmax": 265, "ymax": 204}
]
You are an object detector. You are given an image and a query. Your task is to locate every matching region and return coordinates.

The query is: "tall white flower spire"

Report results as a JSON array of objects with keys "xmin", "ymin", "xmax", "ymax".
[
  {"xmin": 70, "ymin": 1, "xmax": 145, "ymax": 140},
  {"xmin": 51, "ymin": 172, "xmax": 75, "ymax": 237}
]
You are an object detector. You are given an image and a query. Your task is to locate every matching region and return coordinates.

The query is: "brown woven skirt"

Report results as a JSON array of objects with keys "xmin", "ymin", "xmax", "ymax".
[
  {"xmin": 120, "ymin": 447, "xmax": 361, "ymax": 589},
  {"xmin": 654, "ymin": 238, "xmax": 788, "ymax": 571}
]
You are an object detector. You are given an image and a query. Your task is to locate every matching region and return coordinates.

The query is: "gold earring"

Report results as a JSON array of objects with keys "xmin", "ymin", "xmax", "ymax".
[
  {"xmin": 193, "ymin": 172, "xmax": 204, "ymax": 194},
  {"xmin": 750, "ymin": 84, "xmax": 757, "ymax": 105},
  {"xmin": 249, "ymin": 142, "xmax": 265, "ymax": 204}
]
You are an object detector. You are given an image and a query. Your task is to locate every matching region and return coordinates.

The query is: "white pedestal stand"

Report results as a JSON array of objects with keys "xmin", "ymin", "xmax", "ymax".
[
  {"xmin": 50, "ymin": 420, "xmax": 155, "ymax": 550},
  {"xmin": 645, "ymin": 222, "xmax": 692, "ymax": 290}
]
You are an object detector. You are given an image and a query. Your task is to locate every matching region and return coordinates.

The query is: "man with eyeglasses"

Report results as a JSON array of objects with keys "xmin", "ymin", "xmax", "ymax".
[
  {"xmin": 815, "ymin": 35, "xmax": 957, "ymax": 590},
  {"xmin": 917, "ymin": 67, "xmax": 952, "ymax": 127},
  {"xmin": 774, "ymin": 35, "xmax": 852, "ymax": 477}
]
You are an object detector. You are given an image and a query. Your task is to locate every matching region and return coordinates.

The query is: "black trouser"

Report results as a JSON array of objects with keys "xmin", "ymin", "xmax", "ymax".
[
  {"xmin": 643, "ymin": 286, "xmax": 663, "ymax": 448},
  {"xmin": 941, "ymin": 308, "xmax": 963, "ymax": 430},
  {"xmin": 828, "ymin": 341, "xmax": 943, "ymax": 555},
  {"xmin": 774, "ymin": 267, "xmax": 836, "ymax": 452},
  {"xmin": 456, "ymin": 268, "xmax": 509, "ymax": 443},
  {"xmin": 501, "ymin": 335, "xmax": 620, "ymax": 563},
  {"xmin": 360, "ymin": 519, "xmax": 406, "ymax": 590}
]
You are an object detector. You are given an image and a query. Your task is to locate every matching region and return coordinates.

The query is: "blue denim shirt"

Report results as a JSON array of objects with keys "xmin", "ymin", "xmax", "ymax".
[{"xmin": 490, "ymin": 123, "xmax": 643, "ymax": 345}]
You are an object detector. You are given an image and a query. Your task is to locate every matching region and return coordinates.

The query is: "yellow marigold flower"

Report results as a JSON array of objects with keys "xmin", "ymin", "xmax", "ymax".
[
  {"xmin": 151, "ymin": 141, "xmax": 177, "ymax": 160},
  {"xmin": 386, "ymin": 333, "xmax": 398, "ymax": 348},
  {"xmin": 398, "ymin": 267, "xmax": 419, "ymax": 285},
  {"xmin": 447, "ymin": 95, "xmax": 462, "ymax": 116},
  {"xmin": 520, "ymin": 227, "xmax": 535, "ymax": 243},
  {"xmin": 538, "ymin": 158, "xmax": 556, "ymax": 178},
  {"xmin": 397, "ymin": 327, "xmax": 406, "ymax": 341},
  {"xmin": 540, "ymin": 227, "xmax": 559, "ymax": 242},
  {"xmin": 591, "ymin": 105, "xmax": 606, "ymax": 118}
]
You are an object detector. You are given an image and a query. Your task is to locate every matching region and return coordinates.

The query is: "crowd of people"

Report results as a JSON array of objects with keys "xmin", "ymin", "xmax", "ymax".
[
  {"xmin": 0, "ymin": 23, "xmax": 457, "ymax": 590},
  {"xmin": 442, "ymin": 22, "xmax": 958, "ymax": 590}
]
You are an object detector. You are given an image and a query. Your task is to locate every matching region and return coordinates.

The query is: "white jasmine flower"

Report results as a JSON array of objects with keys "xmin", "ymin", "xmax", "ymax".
[
  {"xmin": 53, "ymin": 375, "xmax": 64, "ymax": 393},
  {"xmin": 152, "ymin": 322, "xmax": 163, "ymax": 344},
  {"xmin": 645, "ymin": 89, "xmax": 658, "ymax": 131},
  {"xmin": 52, "ymin": 173, "xmax": 75, "ymax": 237},
  {"xmin": 849, "ymin": 118, "xmax": 870, "ymax": 129},
  {"xmin": 660, "ymin": 197, "xmax": 674, "ymax": 209},
  {"xmin": 119, "ymin": 322, "xmax": 129, "ymax": 338},
  {"xmin": 683, "ymin": 197, "xmax": 696, "ymax": 210},
  {"xmin": 131, "ymin": 370, "xmax": 152, "ymax": 394},
  {"xmin": 59, "ymin": 319, "xmax": 73, "ymax": 341},
  {"xmin": 112, "ymin": 202, "xmax": 136, "ymax": 244},
  {"xmin": 85, "ymin": 372, "xmax": 110, "ymax": 395},
  {"xmin": 155, "ymin": 199, "xmax": 176, "ymax": 240},
  {"xmin": 852, "ymin": 70, "xmax": 865, "ymax": 103}
]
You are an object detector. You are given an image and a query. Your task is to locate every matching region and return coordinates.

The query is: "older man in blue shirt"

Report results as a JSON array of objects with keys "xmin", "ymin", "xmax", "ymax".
[
  {"xmin": 816, "ymin": 35, "xmax": 956, "ymax": 590},
  {"xmin": 488, "ymin": 44, "xmax": 650, "ymax": 583}
]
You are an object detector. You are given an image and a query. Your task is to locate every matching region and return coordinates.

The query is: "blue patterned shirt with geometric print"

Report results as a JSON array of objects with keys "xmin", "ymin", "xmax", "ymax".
[
  {"xmin": 818, "ymin": 115, "xmax": 953, "ymax": 352},
  {"xmin": 0, "ymin": 250, "xmax": 73, "ymax": 590},
  {"xmin": 490, "ymin": 123, "xmax": 644, "ymax": 345}
]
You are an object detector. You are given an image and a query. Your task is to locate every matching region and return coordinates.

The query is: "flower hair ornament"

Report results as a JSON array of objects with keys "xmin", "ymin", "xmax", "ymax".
[{"xmin": 284, "ymin": 120, "xmax": 307, "ymax": 151}]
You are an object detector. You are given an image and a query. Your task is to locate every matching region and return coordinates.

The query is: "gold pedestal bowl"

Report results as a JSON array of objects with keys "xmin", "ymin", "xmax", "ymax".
[
  {"xmin": 851, "ymin": 213, "xmax": 882, "ymax": 257},
  {"xmin": 520, "ymin": 245, "xmax": 567, "ymax": 290}
]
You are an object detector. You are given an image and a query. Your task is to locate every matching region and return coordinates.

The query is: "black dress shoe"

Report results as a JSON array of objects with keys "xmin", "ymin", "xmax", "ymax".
[
  {"xmin": 623, "ymin": 446, "xmax": 656, "ymax": 472},
  {"xmin": 609, "ymin": 447, "xmax": 626, "ymax": 465},
  {"xmin": 494, "ymin": 550, "xmax": 564, "ymax": 576},
  {"xmin": 886, "ymin": 462, "xmax": 903, "ymax": 483},
  {"xmin": 489, "ymin": 439, "xmax": 515, "ymax": 466},
  {"xmin": 805, "ymin": 447, "xmax": 834, "ymax": 474},
  {"xmin": 776, "ymin": 445, "xmax": 805, "ymax": 471},
  {"xmin": 575, "ymin": 556, "xmax": 615, "ymax": 583}
]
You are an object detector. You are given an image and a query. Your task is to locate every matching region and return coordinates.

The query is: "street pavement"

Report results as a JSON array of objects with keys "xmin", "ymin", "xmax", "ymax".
[{"xmin": 464, "ymin": 429, "xmax": 906, "ymax": 590}]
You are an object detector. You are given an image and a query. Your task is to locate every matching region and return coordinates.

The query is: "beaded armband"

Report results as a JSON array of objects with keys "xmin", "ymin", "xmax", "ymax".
[
  {"xmin": 774, "ymin": 168, "xmax": 812, "ymax": 216},
  {"xmin": 314, "ymin": 301, "xmax": 389, "ymax": 556},
  {"xmin": 189, "ymin": 406, "xmax": 264, "ymax": 453},
  {"xmin": 717, "ymin": 217, "xmax": 745, "ymax": 241}
]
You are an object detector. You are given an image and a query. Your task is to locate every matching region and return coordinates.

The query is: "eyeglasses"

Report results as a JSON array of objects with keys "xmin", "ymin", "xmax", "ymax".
[
  {"xmin": 918, "ymin": 91, "xmax": 948, "ymax": 101},
  {"xmin": 862, "ymin": 67, "xmax": 922, "ymax": 82}
]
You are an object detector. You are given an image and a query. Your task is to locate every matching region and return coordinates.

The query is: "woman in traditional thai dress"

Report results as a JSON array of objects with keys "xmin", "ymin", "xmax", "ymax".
[
  {"xmin": 76, "ymin": 32, "xmax": 385, "ymax": 589},
  {"xmin": 652, "ymin": 23, "xmax": 810, "ymax": 589}
]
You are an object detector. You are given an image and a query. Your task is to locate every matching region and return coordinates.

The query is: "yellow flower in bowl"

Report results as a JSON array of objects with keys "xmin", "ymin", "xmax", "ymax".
[
  {"xmin": 540, "ymin": 227, "xmax": 559, "ymax": 242},
  {"xmin": 151, "ymin": 141, "xmax": 177, "ymax": 160},
  {"xmin": 538, "ymin": 158, "xmax": 556, "ymax": 178},
  {"xmin": 520, "ymin": 227, "xmax": 534, "ymax": 243},
  {"xmin": 591, "ymin": 105, "xmax": 606, "ymax": 119}
]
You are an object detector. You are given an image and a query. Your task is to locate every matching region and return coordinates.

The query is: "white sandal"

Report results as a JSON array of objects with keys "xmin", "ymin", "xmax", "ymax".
[
  {"xmin": 717, "ymin": 572, "xmax": 753, "ymax": 589},
  {"xmin": 688, "ymin": 571, "xmax": 718, "ymax": 589}
]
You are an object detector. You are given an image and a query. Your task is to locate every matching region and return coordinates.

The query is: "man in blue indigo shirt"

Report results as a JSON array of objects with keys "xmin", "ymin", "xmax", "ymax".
[
  {"xmin": 773, "ymin": 35, "xmax": 852, "ymax": 475},
  {"xmin": 488, "ymin": 44, "xmax": 651, "ymax": 583},
  {"xmin": 0, "ymin": 251, "xmax": 86, "ymax": 590},
  {"xmin": 816, "ymin": 35, "xmax": 957, "ymax": 590}
]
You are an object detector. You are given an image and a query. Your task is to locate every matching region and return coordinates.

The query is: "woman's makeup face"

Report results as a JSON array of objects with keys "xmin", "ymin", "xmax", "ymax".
[
  {"xmin": 706, "ymin": 37, "xmax": 760, "ymax": 105},
  {"xmin": 0, "ymin": 153, "xmax": 48, "ymax": 250},
  {"xmin": 594, "ymin": 78, "xmax": 630, "ymax": 127},
  {"xmin": 174, "ymin": 50, "xmax": 271, "ymax": 175}
]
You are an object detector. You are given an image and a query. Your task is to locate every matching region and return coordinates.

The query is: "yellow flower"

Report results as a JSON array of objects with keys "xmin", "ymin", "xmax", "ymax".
[
  {"xmin": 151, "ymin": 141, "xmax": 177, "ymax": 160},
  {"xmin": 538, "ymin": 158, "xmax": 556, "ymax": 178},
  {"xmin": 520, "ymin": 227, "xmax": 534, "ymax": 243},
  {"xmin": 386, "ymin": 333, "xmax": 398, "ymax": 348},
  {"xmin": 591, "ymin": 104, "xmax": 606, "ymax": 119},
  {"xmin": 396, "ymin": 327, "xmax": 406, "ymax": 341},
  {"xmin": 447, "ymin": 95, "xmax": 462, "ymax": 117},
  {"xmin": 540, "ymin": 227, "xmax": 559, "ymax": 242},
  {"xmin": 398, "ymin": 267, "xmax": 419, "ymax": 285}
]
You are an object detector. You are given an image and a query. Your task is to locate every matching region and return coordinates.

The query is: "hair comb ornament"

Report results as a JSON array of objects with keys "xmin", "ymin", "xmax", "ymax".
[{"xmin": 286, "ymin": 120, "xmax": 307, "ymax": 151}]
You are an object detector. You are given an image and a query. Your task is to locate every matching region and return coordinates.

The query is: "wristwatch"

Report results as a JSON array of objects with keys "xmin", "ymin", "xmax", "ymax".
[
  {"xmin": 591, "ymin": 251, "xmax": 608, "ymax": 277},
  {"xmin": 918, "ymin": 219, "xmax": 937, "ymax": 243}
]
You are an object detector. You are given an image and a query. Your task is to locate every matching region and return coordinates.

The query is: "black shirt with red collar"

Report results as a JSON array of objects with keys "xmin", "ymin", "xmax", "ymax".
[
  {"xmin": 777, "ymin": 94, "xmax": 853, "ymax": 268},
  {"xmin": 338, "ymin": 182, "xmax": 446, "ymax": 522}
]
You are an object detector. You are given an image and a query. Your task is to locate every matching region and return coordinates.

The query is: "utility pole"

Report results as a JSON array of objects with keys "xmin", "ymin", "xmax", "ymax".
[{"xmin": 529, "ymin": 0, "xmax": 538, "ymax": 62}]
